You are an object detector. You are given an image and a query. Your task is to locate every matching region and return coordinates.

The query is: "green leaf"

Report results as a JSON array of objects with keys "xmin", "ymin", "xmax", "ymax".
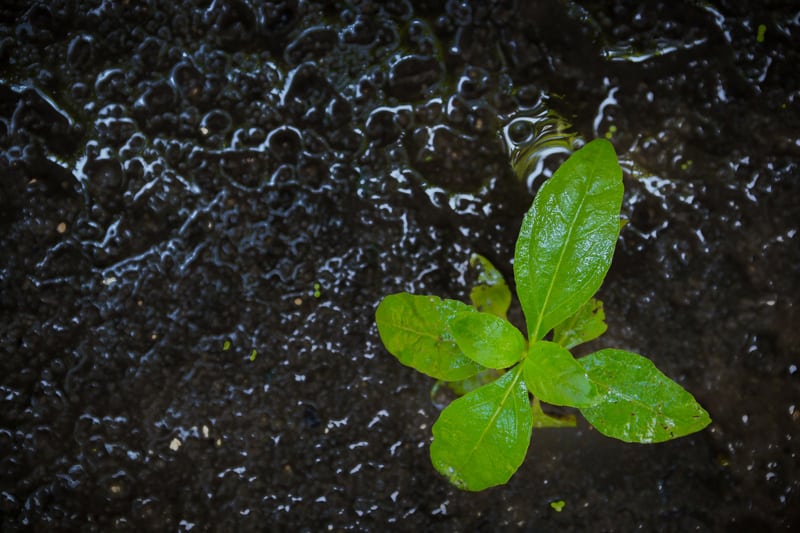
[
  {"xmin": 552, "ymin": 298, "xmax": 607, "ymax": 349},
  {"xmin": 523, "ymin": 341, "xmax": 600, "ymax": 407},
  {"xmin": 450, "ymin": 311, "xmax": 527, "ymax": 369},
  {"xmin": 550, "ymin": 500, "xmax": 566, "ymax": 512},
  {"xmin": 469, "ymin": 253, "xmax": 512, "ymax": 319},
  {"xmin": 531, "ymin": 398, "xmax": 576, "ymax": 428},
  {"xmin": 444, "ymin": 368, "xmax": 504, "ymax": 397},
  {"xmin": 431, "ymin": 365, "xmax": 532, "ymax": 491},
  {"xmin": 514, "ymin": 139, "xmax": 623, "ymax": 340},
  {"xmin": 376, "ymin": 293, "xmax": 483, "ymax": 381},
  {"xmin": 579, "ymin": 349, "xmax": 712, "ymax": 443}
]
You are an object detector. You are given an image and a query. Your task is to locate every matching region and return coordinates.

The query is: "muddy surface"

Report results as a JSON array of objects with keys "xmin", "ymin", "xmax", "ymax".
[{"xmin": 1, "ymin": 1, "xmax": 798, "ymax": 530}]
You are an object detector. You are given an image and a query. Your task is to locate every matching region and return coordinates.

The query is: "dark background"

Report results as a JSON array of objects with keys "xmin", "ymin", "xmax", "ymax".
[{"xmin": 1, "ymin": 1, "xmax": 798, "ymax": 530}]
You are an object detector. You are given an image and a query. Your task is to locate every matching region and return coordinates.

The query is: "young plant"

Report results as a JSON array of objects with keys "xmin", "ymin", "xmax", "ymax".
[{"xmin": 375, "ymin": 139, "xmax": 711, "ymax": 491}]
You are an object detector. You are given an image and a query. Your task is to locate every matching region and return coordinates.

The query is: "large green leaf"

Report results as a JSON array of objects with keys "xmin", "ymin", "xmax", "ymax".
[
  {"xmin": 431, "ymin": 365, "xmax": 532, "ymax": 491},
  {"xmin": 552, "ymin": 298, "xmax": 608, "ymax": 349},
  {"xmin": 513, "ymin": 139, "xmax": 623, "ymax": 340},
  {"xmin": 450, "ymin": 311, "xmax": 527, "ymax": 369},
  {"xmin": 469, "ymin": 253, "xmax": 511, "ymax": 319},
  {"xmin": 579, "ymin": 349, "xmax": 712, "ymax": 443},
  {"xmin": 376, "ymin": 293, "xmax": 483, "ymax": 381},
  {"xmin": 523, "ymin": 341, "xmax": 600, "ymax": 407}
]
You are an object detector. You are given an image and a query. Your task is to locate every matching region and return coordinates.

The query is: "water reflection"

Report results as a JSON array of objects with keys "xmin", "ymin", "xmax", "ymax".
[{"xmin": 2, "ymin": 0, "xmax": 799, "ymax": 529}]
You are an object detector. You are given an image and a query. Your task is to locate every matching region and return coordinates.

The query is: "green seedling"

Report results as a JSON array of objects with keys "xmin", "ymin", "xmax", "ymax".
[{"xmin": 375, "ymin": 139, "xmax": 711, "ymax": 491}]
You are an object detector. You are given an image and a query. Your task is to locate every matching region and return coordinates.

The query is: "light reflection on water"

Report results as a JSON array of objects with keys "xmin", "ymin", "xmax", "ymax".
[
  {"xmin": 501, "ymin": 94, "xmax": 578, "ymax": 191},
  {"xmin": 3, "ymin": 0, "xmax": 799, "ymax": 529}
]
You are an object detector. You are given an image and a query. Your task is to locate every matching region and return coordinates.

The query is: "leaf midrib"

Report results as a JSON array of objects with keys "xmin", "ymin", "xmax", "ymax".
[
  {"xmin": 529, "ymin": 147, "xmax": 609, "ymax": 341},
  {"xmin": 462, "ymin": 364, "xmax": 525, "ymax": 471},
  {"xmin": 531, "ymin": 186, "xmax": 589, "ymax": 340}
]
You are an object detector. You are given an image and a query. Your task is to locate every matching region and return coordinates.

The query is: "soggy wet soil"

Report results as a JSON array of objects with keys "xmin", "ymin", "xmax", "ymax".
[{"xmin": 2, "ymin": 1, "xmax": 799, "ymax": 530}]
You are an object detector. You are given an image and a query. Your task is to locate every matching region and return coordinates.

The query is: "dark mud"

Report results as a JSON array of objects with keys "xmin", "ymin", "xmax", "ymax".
[{"xmin": 1, "ymin": 1, "xmax": 798, "ymax": 530}]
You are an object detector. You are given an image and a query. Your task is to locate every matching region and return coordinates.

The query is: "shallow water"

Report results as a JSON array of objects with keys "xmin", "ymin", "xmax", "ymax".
[{"xmin": 1, "ymin": 1, "xmax": 798, "ymax": 530}]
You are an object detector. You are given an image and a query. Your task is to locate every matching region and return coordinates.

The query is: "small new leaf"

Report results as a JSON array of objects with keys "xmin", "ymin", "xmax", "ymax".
[
  {"xmin": 553, "ymin": 298, "xmax": 607, "ymax": 349},
  {"xmin": 431, "ymin": 365, "xmax": 532, "ymax": 491},
  {"xmin": 532, "ymin": 398, "xmax": 577, "ymax": 429},
  {"xmin": 579, "ymin": 349, "xmax": 712, "ymax": 443},
  {"xmin": 376, "ymin": 293, "xmax": 483, "ymax": 381},
  {"xmin": 450, "ymin": 311, "xmax": 527, "ymax": 369},
  {"xmin": 469, "ymin": 253, "xmax": 512, "ymax": 319},
  {"xmin": 445, "ymin": 368, "xmax": 504, "ymax": 397},
  {"xmin": 524, "ymin": 341, "xmax": 600, "ymax": 407}
]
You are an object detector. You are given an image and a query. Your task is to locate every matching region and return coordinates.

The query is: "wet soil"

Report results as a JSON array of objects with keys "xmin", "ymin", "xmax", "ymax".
[{"xmin": 1, "ymin": 1, "xmax": 799, "ymax": 530}]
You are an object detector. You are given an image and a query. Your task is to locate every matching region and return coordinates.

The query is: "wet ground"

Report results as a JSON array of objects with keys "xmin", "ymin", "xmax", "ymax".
[{"xmin": 1, "ymin": 1, "xmax": 799, "ymax": 530}]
